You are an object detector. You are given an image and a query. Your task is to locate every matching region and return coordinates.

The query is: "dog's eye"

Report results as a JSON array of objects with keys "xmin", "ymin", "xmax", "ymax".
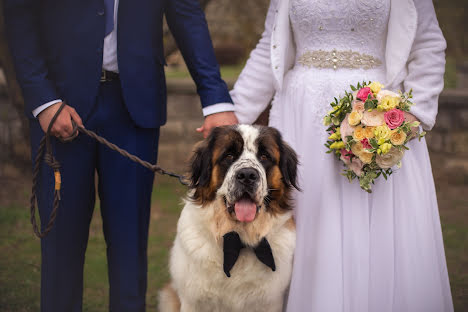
[
  {"xmin": 225, "ymin": 154, "xmax": 234, "ymax": 161},
  {"xmin": 260, "ymin": 153, "xmax": 269, "ymax": 161}
]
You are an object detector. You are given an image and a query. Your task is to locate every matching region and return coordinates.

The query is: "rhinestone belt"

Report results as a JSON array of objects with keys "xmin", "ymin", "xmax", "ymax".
[{"xmin": 297, "ymin": 49, "xmax": 382, "ymax": 70}]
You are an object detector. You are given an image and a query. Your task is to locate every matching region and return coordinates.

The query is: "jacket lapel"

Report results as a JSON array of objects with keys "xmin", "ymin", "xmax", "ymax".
[{"xmin": 385, "ymin": 0, "xmax": 417, "ymax": 86}]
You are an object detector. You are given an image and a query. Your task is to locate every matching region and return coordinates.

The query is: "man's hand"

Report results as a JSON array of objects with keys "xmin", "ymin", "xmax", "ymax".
[
  {"xmin": 196, "ymin": 111, "xmax": 238, "ymax": 138},
  {"xmin": 37, "ymin": 102, "xmax": 83, "ymax": 138}
]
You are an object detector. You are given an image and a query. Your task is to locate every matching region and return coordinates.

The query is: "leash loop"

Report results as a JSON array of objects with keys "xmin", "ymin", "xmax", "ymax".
[{"xmin": 30, "ymin": 102, "xmax": 189, "ymax": 238}]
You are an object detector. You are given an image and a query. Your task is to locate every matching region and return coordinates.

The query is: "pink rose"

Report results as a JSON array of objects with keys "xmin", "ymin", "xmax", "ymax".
[
  {"xmin": 340, "ymin": 149, "xmax": 353, "ymax": 160},
  {"xmin": 361, "ymin": 138, "xmax": 372, "ymax": 149},
  {"xmin": 356, "ymin": 87, "xmax": 373, "ymax": 101},
  {"xmin": 384, "ymin": 109, "xmax": 405, "ymax": 129}
]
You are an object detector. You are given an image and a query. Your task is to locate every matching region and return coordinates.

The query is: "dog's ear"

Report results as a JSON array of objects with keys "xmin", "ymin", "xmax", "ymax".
[
  {"xmin": 189, "ymin": 139, "xmax": 213, "ymax": 189},
  {"xmin": 278, "ymin": 138, "xmax": 300, "ymax": 191}
]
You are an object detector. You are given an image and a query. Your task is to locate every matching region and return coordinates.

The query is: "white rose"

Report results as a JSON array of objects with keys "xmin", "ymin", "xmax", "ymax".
[
  {"xmin": 352, "ymin": 100, "xmax": 365, "ymax": 113},
  {"xmin": 361, "ymin": 111, "xmax": 385, "ymax": 127},
  {"xmin": 376, "ymin": 90, "xmax": 401, "ymax": 102},
  {"xmin": 340, "ymin": 115, "xmax": 355, "ymax": 143},
  {"xmin": 375, "ymin": 147, "xmax": 404, "ymax": 169}
]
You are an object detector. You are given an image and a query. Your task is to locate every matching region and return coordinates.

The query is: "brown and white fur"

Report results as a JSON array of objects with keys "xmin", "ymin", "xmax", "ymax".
[{"xmin": 159, "ymin": 125, "xmax": 299, "ymax": 312}]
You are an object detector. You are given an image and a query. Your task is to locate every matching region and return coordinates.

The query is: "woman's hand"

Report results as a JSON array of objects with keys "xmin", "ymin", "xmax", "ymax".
[
  {"xmin": 196, "ymin": 111, "xmax": 238, "ymax": 138},
  {"xmin": 404, "ymin": 112, "xmax": 420, "ymax": 140}
]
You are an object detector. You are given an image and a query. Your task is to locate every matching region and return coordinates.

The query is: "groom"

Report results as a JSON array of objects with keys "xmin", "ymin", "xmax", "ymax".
[{"xmin": 4, "ymin": 0, "xmax": 236, "ymax": 311}]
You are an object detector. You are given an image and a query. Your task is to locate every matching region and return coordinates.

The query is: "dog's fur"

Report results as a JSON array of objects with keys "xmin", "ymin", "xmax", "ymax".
[{"xmin": 159, "ymin": 125, "xmax": 299, "ymax": 312}]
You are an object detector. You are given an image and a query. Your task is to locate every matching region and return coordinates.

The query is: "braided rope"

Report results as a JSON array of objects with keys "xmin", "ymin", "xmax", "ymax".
[{"xmin": 30, "ymin": 102, "xmax": 189, "ymax": 238}]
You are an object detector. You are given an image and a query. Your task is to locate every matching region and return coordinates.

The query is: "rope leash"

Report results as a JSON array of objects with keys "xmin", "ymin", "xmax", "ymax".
[{"xmin": 30, "ymin": 102, "xmax": 189, "ymax": 238}]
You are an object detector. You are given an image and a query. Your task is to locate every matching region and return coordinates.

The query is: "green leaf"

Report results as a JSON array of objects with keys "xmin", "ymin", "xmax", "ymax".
[{"xmin": 369, "ymin": 138, "xmax": 379, "ymax": 149}]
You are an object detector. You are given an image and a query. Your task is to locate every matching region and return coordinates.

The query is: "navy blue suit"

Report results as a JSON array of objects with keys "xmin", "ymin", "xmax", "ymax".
[{"xmin": 4, "ymin": 0, "xmax": 232, "ymax": 311}]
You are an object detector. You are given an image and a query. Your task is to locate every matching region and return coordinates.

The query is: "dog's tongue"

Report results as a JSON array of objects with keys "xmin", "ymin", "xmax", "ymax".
[{"xmin": 234, "ymin": 198, "xmax": 257, "ymax": 222}]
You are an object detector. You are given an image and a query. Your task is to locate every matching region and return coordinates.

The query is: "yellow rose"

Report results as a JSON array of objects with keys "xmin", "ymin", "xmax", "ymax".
[
  {"xmin": 379, "ymin": 143, "xmax": 392, "ymax": 155},
  {"xmin": 348, "ymin": 111, "xmax": 362, "ymax": 126},
  {"xmin": 330, "ymin": 141, "xmax": 345, "ymax": 150},
  {"xmin": 363, "ymin": 126, "xmax": 375, "ymax": 139},
  {"xmin": 390, "ymin": 130, "xmax": 407, "ymax": 146},
  {"xmin": 369, "ymin": 81, "xmax": 384, "ymax": 94},
  {"xmin": 378, "ymin": 96, "xmax": 399, "ymax": 111},
  {"xmin": 358, "ymin": 151, "xmax": 374, "ymax": 164},
  {"xmin": 374, "ymin": 125, "xmax": 391, "ymax": 141},
  {"xmin": 351, "ymin": 141, "xmax": 364, "ymax": 155},
  {"xmin": 353, "ymin": 126, "xmax": 366, "ymax": 141}
]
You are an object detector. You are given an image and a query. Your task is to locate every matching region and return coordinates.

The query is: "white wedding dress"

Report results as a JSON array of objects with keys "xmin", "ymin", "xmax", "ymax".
[{"xmin": 260, "ymin": 0, "xmax": 454, "ymax": 311}]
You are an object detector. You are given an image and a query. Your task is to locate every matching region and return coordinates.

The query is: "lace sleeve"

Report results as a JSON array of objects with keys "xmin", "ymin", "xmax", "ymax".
[{"xmin": 230, "ymin": 0, "xmax": 279, "ymax": 124}]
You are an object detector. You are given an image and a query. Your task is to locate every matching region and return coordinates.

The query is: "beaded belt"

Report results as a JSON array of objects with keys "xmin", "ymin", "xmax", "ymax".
[{"xmin": 297, "ymin": 49, "xmax": 382, "ymax": 70}]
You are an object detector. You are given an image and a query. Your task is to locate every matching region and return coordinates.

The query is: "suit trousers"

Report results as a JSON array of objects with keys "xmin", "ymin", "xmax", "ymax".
[{"xmin": 30, "ymin": 80, "xmax": 160, "ymax": 312}]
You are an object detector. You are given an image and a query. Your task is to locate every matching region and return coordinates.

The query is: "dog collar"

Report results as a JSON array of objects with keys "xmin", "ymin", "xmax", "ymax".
[{"xmin": 222, "ymin": 231, "xmax": 276, "ymax": 277}]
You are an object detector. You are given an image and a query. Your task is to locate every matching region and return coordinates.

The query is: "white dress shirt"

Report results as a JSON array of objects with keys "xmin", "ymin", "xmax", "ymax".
[{"xmin": 33, "ymin": 0, "xmax": 233, "ymax": 118}]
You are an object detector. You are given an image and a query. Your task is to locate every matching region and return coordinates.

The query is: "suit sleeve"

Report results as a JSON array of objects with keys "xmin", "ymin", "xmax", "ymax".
[
  {"xmin": 403, "ymin": 0, "xmax": 447, "ymax": 131},
  {"xmin": 3, "ymin": 0, "xmax": 60, "ymax": 117},
  {"xmin": 165, "ymin": 0, "xmax": 233, "ymax": 109},
  {"xmin": 229, "ymin": 0, "xmax": 278, "ymax": 124}
]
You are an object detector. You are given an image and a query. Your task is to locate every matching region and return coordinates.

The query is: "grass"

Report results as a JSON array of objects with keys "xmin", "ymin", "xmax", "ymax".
[
  {"xmin": 165, "ymin": 64, "xmax": 244, "ymax": 81},
  {"xmin": 0, "ymin": 176, "xmax": 186, "ymax": 312},
  {"xmin": 445, "ymin": 56, "xmax": 458, "ymax": 89},
  {"xmin": 167, "ymin": 60, "xmax": 458, "ymax": 89},
  {"xmin": 1, "ymin": 163, "xmax": 467, "ymax": 311}
]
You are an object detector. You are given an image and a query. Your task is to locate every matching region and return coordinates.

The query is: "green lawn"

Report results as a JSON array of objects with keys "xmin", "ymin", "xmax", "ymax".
[
  {"xmin": 166, "ymin": 60, "xmax": 458, "ymax": 89},
  {"xmin": 444, "ymin": 56, "xmax": 458, "ymax": 89},
  {"xmin": 0, "ymin": 176, "xmax": 186, "ymax": 312},
  {"xmin": 0, "ymin": 127, "xmax": 467, "ymax": 312},
  {"xmin": 165, "ymin": 64, "xmax": 244, "ymax": 80},
  {"xmin": 1, "ymin": 174, "xmax": 467, "ymax": 311}
]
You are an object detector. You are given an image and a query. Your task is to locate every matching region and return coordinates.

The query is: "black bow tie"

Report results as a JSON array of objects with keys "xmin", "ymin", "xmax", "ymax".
[{"xmin": 222, "ymin": 231, "xmax": 276, "ymax": 278}]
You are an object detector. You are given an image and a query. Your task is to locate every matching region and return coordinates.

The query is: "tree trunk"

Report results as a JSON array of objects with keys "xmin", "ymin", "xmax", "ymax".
[{"xmin": 0, "ymin": 0, "xmax": 29, "ymax": 142}]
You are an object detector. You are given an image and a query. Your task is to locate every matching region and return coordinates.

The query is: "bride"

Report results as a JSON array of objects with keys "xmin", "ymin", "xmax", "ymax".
[{"xmin": 230, "ymin": 0, "xmax": 453, "ymax": 311}]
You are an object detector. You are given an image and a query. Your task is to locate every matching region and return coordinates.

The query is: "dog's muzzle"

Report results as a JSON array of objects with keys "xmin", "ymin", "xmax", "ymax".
[{"xmin": 226, "ymin": 167, "xmax": 262, "ymax": 223}]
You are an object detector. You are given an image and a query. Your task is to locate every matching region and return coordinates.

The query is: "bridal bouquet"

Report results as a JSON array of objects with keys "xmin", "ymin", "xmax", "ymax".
[{"xmin": 323, "ymin": 81, "xmax": 425, "ymax": 192}]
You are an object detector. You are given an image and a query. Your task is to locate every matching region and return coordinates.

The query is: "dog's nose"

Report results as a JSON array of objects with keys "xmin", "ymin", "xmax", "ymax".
[{"xmin": 236, "ymin": 168, "xmax": 259, "ymax": 185}]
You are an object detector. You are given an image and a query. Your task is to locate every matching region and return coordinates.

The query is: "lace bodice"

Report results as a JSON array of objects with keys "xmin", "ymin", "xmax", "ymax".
[{"xmin": 290, "ymin": 0, "xmax": 390, "ymax": 66}]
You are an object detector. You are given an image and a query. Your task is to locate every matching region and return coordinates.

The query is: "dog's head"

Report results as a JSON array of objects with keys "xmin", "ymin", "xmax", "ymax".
[{"xmin": 189, "ymin": 125, "xmax": 299, "ymax": 224}]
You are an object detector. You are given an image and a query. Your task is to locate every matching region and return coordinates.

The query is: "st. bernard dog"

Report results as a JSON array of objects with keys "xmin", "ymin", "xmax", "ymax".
[{"xmin": 159, "ymin": 124, "xmax": 299, "ymax": 312}]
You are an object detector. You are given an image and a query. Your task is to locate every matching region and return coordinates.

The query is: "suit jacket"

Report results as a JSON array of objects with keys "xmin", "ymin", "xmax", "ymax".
[
  {"xmin": 231, "ymin": 0, "xmax": 446, "ymax": 130},
  {"xmin": 4, "ymin": 0, "xmax": 232, "ymax": 128}
]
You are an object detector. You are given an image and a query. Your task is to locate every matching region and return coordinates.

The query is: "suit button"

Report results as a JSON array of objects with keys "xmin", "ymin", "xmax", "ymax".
[{"xmin": 98, "ymin": 11, "xmax": 104, "ymax": 16}]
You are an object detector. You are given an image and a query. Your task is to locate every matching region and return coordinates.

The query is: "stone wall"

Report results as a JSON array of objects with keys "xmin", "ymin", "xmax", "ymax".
[
  {"xmin": 158, "ymin": 80, "xmax": 468, "ymax": 175},
  {"xmin": 1, "ymin": 78, "xmax": 467, "ymax": 179}
]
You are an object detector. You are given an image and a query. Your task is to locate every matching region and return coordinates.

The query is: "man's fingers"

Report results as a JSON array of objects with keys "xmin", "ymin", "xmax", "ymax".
[
  {"xmin": 202, "ymin": 127, "xmax": 210, "ymax": 138},
  {"xmin": 68, "ymin": 107, "xmax": 83, "ymax": 127},
  {"xmin": 51, "ymin": 114, "xmax": 74, "ymax": 138}
]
